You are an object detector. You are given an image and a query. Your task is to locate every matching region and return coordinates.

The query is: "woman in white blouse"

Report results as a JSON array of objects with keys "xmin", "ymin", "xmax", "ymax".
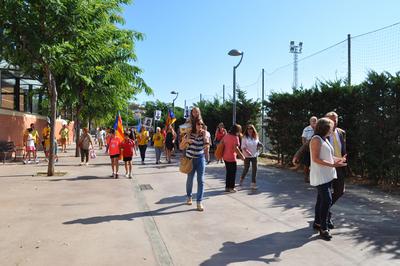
[
  {"xmin": 310, "ymin": 118, "xmax": 347, "ymax": 241},
  {"xmin": 239, "ymin": 124, "xmax": 260, "ymax": 190}
]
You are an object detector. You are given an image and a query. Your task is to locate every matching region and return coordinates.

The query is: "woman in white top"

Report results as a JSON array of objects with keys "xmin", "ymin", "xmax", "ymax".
[
  {"xmin": 239, "ymin": 124, "xmax": 260, "ymax": 189},
  {"xmin": 310, "ymin": 118, "xmax": 347, "ymax": 240}
]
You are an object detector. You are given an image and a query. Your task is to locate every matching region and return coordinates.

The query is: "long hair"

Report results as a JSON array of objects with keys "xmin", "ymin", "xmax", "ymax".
[
  {"xmin": 191, "ymin": 118, "xmax": 204, "ymax": 135},
  {"xmin": 243, "ymin": 124, "xmax": 258, "ymax": 140},
  {"xmin": 189, "ymin": 107, "xmax": 202, "ymax": 123}
]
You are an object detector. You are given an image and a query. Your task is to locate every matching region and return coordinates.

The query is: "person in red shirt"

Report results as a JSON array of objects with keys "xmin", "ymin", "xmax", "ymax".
[
  {"xmin": 108, "ymin": 129, "xmax": 122, "ymax": 178},
  {"xmin": 222, "ymin": 124, "xmax": 245, "ymax": 192},
  {"xmin": 121, "ymin": 132, "xmax": 136, "ymax": 178},
  {"xmin": 214, "ymin": 122, "xmax": 227, "ymax": 163}
]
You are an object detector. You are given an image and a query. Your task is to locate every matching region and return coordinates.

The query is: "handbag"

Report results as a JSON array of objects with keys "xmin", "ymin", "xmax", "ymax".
[
  {"xmin": 89, "ymin": 147, "xmax": 96, "ymax": 159},
  {"xmin": 179, "ymin": 156, "xmax": 193, "ymax": 174},
  {"xmin": 214, "ymin": 142, "xmax": 224, "ymax": 160}
]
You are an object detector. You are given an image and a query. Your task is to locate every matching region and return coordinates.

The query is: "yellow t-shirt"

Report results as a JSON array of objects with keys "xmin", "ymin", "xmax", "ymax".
[
  {"xmin": 153, "ymin": 132, "xmax": 165, "ymax": 148},
  {"xmin": 31, "ymin": 129, "xmax": 39, "ymax": 144},
  {"xmin": 137, "ymin": 131, "xmax": 149, "ymax": 145},
  {"xmin": 42, "ymin": 127, "xmax": 51, "ymax": 147}
]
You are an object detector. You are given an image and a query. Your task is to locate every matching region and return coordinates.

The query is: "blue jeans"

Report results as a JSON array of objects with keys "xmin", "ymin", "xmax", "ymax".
[
  {"xmin": 155, "ymin": 147, "xmax": 162, "ymax": 162},
  {"xmin": 186, "ymin": 155, "xmax": 205, "ymax": 202},
  {"xmin": 314, "ymin": 181, "xmax": 333, "ymax": 231}
]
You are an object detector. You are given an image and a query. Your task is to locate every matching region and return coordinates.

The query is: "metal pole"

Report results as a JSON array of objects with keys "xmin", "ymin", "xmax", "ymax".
[
  {"xmin": 0, "ymin": 70, "xmax": 2, "ymax": 108},
  {"xmin": 347, "ymin": 34, "xmax": 351, "ymax": 86},
  {"xmin": 200, "ymin": 93, "xmax": 202, "ymax": 102},
  {"xmin": 261, "ymin": 68, "xmax": 265, "ymax": 153},
  {"xmin": 232, "ymin": 66, "xmax": 236, "ymax": 125},
  {"xmin": 293, "ymin": 52, "xmax": 298, "ymax": 89},
  {"xmin": 223, "ymin": 84, "xmax": 225, "ymax": 103}
]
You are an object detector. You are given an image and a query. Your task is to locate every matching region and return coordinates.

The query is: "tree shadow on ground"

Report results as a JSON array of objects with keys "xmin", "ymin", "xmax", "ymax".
[
  {"xmin": 45, "ymin": 175, "xmax": 112, "ymax": 181},
  {"xmin": 63, "ymin": 203, "xmax": 194, "ymax": 225},
  {"xmin": 200, "ymin": 226, "xmax": 318, "ymax": 265},
  {"xmin": 205, "ymin": 163, "xmax": 400, "ymax": 260}
]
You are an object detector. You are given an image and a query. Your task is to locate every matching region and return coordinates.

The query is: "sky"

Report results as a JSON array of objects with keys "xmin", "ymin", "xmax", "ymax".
[{"xmin": 122, "ymin": 0, "xmax": 400, "ymax": 109}]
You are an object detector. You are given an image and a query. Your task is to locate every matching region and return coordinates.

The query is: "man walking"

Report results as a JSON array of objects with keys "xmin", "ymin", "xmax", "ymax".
[{"xmin": 326, "ymin": 111, "xmax": 347, "ymax": 228}]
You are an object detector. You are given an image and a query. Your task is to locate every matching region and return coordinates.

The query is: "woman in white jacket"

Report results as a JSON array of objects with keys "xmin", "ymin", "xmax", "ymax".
[{"xmin": 239, "ymin": 124, "xmax": 260, "ymax": 189}]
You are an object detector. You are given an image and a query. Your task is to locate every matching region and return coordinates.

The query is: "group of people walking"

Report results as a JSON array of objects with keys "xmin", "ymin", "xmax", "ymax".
[
  {"xmin": 179, "ymin": 107, "xmax": 262, "ymax": 212},
  {"xmin": 22, "ymin": 121, "xmax": 68, "ymax": 164},
  {"xmin": 23, "ymin": 107, "xmax": 348, "ymax": 242}
]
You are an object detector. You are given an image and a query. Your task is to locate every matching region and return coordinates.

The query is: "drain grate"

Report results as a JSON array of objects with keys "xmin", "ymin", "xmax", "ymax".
[{"xmin": 139, "ymin": 184, "xmax": 153, "ymax": 191}]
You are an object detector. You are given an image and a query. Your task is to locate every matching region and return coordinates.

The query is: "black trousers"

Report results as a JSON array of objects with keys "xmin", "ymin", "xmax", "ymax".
[
  {"xmin": 332, "ymin": 167, "xmax": 346, "ymax": 205},
  {"xmin": 80, "ymin": 148, "xmax": 89, "ymax": 163},
  {"xmin": 139, "ymin": 145, "xmax": 147, "ymax": 161},
  {"xmin": 224, "ymin": 161, "xmax": 237, "ymax": 189}
]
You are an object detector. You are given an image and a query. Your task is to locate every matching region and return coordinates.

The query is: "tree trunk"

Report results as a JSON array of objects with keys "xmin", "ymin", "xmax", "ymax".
[
  {"xmin": 74, "ymin": 84, "xmax": 84, "ymax": 157},
  {"xmin": 45, "ymin": 65, "xmax": 57, "ymax": 176}
]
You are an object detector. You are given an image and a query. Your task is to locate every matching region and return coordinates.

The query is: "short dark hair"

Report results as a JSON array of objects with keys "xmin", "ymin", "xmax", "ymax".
[
  {"xmin": 110, "ymin": 128, "xmax": 115, "ymax": 134},
  {"xmin": 314, "ymin": 118, "xmax": 333, "ymax": 137},
  {"xmin": 228, "ymin": 124, "xmax": 242, "ymax": 135}
]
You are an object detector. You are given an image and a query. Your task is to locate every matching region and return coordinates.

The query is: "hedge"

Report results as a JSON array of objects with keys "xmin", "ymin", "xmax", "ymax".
[{"xmin": 264, "ymin": 71, "xmax": 400, "ymax": 187}]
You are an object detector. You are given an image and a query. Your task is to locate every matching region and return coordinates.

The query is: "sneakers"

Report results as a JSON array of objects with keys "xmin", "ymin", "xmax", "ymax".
[
  {"xmin": 197, "ymin": 202, "xmax": 204, "ymax": 211},
  {"xmin": 251, "ymin": 182, "xmax": 257, "ymax": 190},
  {"xmin": 186, "ymin": 197, "xmax": 193, "ymax": 205},
  {"xmin": 79, "ymin": 162, "xmax": 84, "ymax": 166},
  {"xmin": 128, "ymin": 173, "xmax": 132, "ymax": 179},
  {"xmin": 225, "ymin": 188, "xmax": 237, "ymax": 193},
  {"xmin": 85, "ymin": 162, "xmax": 89, "ymax": 166},
  {"xmin": 23, "ymin": 160, "xmax": 27, "ymax": 164},
  {"xmin": 115, "ymin": 173, "xmax": 119, "ymax": 179},
  {"xmin": 319, "ymin": 229, "xmax": 332, "ymax": 241},
  {"xmin": 125, "ymin": 173, "xmax": 129, "ymax": 178}
]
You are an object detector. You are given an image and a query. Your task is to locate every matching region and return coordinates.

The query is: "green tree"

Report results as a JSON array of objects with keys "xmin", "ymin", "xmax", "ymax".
[
  {"xmin": 0, "ymin": 0, "xmax": 150, "ymax": 174},
  {"xmin": 0, "ymin": 0, "xmax": 85, "ymax": 175}
]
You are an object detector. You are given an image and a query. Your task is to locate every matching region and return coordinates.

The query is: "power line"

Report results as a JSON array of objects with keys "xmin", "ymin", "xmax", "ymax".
[{"xmin": 352, "ymin": 21, "xmax": 400, "ymax": 39}]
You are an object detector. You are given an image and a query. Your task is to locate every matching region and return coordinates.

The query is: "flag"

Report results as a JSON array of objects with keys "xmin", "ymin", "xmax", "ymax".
[
  {"xmin": 137, "ymin": 118, "xmax": 142, "ymax": 133},
  {"xmin": 166, "ymin": 109, "xmax": 176, "ymax": 127},
  {"xmin": 113, "ymin": 112, "xmax": 124, "ymax": 141}
]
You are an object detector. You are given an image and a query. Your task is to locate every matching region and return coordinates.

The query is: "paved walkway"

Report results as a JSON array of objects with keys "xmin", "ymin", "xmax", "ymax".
[{"xmin": 0, "ymin": 145, "xmax": 399, "ymax": 266}]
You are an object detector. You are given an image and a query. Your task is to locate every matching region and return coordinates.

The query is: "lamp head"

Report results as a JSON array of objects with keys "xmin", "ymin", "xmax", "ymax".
[
  {"xmin": 170, "ymin": 91, "xmax": 178, "ymax": 95},
  {"xmin": 228, "ymin": 49, "xmax": 243, "ymax": 56}
]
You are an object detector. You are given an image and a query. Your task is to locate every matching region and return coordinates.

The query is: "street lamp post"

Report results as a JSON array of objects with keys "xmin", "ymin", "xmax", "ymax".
[
  {"xmin": 170, "ymin": 91, "xmax": 179, "ymax": 113},
  {"xmin": 228, "ymin": 49, "xmax": 244, "ymax": 125}
]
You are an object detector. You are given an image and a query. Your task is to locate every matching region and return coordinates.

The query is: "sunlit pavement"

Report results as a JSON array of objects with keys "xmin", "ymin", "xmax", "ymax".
[{"xmin": 0, "ymin": 144, "xmax": 399, "ymax": 266}]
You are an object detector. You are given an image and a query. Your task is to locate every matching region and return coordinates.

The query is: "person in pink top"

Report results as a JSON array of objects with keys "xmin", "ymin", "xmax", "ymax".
[
  {"xmin": 108, "ymin": 129, "xmax": 122, "ymax": 178},
  {"xmin": 222, "ymin": 124, "xmax": 245, "ymax": 192}
]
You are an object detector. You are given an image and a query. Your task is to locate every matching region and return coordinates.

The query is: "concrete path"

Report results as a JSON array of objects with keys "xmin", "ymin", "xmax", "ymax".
[{"xmin": 0, "ymin": 145, "xmax": 399, "ymax": 266}]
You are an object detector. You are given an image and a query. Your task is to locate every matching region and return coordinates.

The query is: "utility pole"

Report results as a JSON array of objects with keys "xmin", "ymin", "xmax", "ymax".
[
  {"xmin": 223, "ymin": 84, "xmax": 225, "ymax": 103},
  {"xmin": 261, "ymin": 68, "xmax": 265, "ymax": 153},
  {"xmin": 347, "ymin": 34, "xmax": 351, "ymax": 87},
  {"xmin": 289, "ymin": 41, "xmax": 303, "ymax": 90}
]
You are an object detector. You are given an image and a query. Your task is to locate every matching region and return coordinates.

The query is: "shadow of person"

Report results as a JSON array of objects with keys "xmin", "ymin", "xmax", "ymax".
[
  {"xmin": 200, "ymin": 226, "xmax": 318, "ymax": 265},
  {"xmin": 63, "ymin": 203, "xmax": 194, "ymax": 225}
]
